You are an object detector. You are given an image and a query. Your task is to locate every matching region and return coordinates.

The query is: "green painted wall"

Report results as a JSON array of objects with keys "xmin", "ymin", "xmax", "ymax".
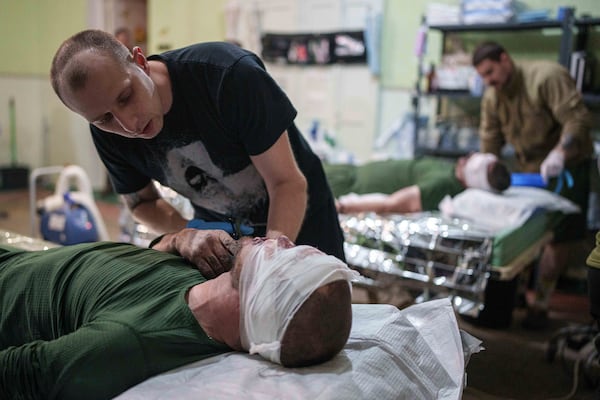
[
  {"xmin": 0, "ymin": 0, "xmax": 86, "ymax": 76},
  {"xmin": 0, "ymin": 0, "xmax": 228, "ymax": 76},
  {"xmin": 3, "ymin": 0, "xmax": 596, "ymax": 82},
  {"xmin": 382, "ymin": 0, "xmax": 600, "ymax": 89},
  {"xmin": 147, "ymin": 0, "xmax": 227, "ymax": 54}
]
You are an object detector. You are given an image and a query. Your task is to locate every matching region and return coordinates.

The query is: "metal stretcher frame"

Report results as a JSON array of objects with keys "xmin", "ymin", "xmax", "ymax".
[
  {"xmin": 340, "ymin": 212, "xmax": 554, "ymax": 316},
  {"xmin": 0, "ymin": 229, "xmax": 479, "ymax": 400},
  {"xmin": 0, "ymin": 229, "xmax": 59, "ymax": 251}
]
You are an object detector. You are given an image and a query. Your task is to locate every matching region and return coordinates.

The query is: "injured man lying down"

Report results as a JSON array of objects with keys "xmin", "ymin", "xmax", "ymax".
[
  {"xmin": 325, "ymin": 152, "xmax": 511, "ymax": 214},
  {"xmin": 0, "ymin": 229, "xmax": 357, "ymax": 400}
]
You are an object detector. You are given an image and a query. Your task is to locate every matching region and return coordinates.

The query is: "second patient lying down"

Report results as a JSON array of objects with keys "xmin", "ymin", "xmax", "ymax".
[{"xmin": 324, "ymin": 152, "xmax": 510, "ymax": 214}]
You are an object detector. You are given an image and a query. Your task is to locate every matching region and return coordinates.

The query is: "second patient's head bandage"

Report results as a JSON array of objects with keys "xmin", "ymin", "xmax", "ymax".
[
  {"xmin": 239, "ymin": 242, "xmax": 358, "ymax": 364},
  {"xmin": 463, "ymin": 153, "xmax": 498, "ymax": 191}
]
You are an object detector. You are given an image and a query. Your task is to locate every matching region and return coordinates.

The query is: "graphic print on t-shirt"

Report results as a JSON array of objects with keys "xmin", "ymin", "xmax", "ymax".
[{"xmin": 163, "ymin": 140, "xmax": 267, "ymax": 218}]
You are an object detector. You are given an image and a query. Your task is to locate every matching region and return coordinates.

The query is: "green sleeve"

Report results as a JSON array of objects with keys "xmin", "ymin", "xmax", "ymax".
[
  {"xmin": 418, "ymin": 177, "xmax": 464, "ymax": 211},
  {"xmin": 540, "ymin": 67, "xmax": 593, "ymax": 161},
  {"xmin": 0, "ymin": 320, "xmax": 146, "ymax": 400},
  {"xmin": 322, "ymin": 163, "xmax": 357, "ymax": 197}
]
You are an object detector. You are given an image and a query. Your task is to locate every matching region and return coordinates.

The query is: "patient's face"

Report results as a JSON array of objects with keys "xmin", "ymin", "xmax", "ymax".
[
  {"xmin": 231, "ymin": 236, "xmax": 297, "ymax": 288},
  {"xmin": 454, "ymin": 153, "xmax": 473, "ymax": 183}
]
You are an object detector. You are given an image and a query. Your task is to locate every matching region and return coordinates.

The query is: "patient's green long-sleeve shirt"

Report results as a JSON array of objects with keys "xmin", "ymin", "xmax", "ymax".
[
  {"xmin": 324, "ymin": 157, "xmax": 464, "ymax": 211},
  {"xmin": 0, "ymin": 242, "xmax": 230, "ymax": 400}
]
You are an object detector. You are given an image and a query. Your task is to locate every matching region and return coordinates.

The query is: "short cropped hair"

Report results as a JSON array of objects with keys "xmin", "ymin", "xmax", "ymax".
[
  {"xmin": 280, "ymin": 280, "xmax": 352, "ymax": 367},
  {"xmin": 51, "ymin": 29, "xmax": 131, "ymax": 102},
  {"xmin": 487, "ymin": 161, "xmax": 511, "ymax": 192},
  {"xmin": 472, "ymin": 41, "xmax": 507, "ymax": 67}
]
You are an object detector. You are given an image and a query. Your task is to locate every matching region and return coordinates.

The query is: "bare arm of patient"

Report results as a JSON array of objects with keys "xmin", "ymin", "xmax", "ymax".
[{"xmin": 337, "ymin": 185, "xmax": 423, "ymax": 214}]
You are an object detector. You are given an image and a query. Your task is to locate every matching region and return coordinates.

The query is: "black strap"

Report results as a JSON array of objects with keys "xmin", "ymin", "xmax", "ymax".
[{"xmin": 148, "ymin": 234, "xmax": 166, "ymax": 249}]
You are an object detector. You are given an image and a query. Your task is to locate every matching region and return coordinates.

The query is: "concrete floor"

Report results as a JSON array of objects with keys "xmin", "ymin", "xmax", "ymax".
[{"xmin": 1, "ymin": 186, "xmax": 598, "ymax": 399}]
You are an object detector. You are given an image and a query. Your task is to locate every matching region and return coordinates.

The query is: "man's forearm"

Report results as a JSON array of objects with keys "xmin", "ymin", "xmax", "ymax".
[
  {"xmin": 129, "ymin": 198, "xmax": 188, "ymax": 235},
  {"xmin": 556, "ymin": 126, "xmax": 594, "ymax": 162},
  {"xmin": 554, "ymin": 86, "xmax": 593, "ymax": 162},
  {"xmin": 265, "ymin": 181, "xmax": 307, "ymax": 241}
]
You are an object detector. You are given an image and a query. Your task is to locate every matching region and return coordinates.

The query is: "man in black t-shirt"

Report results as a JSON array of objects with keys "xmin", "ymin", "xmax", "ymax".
[{"xmin": 50, "ymin": 29, "xmax": 345, "ymax": 270}]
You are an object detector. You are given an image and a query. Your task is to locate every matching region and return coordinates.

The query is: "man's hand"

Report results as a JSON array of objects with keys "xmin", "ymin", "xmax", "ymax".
[
  {"xmin": 152, "ymin": 229, "xmax": 240, "ymax": 279},
  {"xmin": 540, "ymin": 149, "xmax": 565, "ymax": 183}
]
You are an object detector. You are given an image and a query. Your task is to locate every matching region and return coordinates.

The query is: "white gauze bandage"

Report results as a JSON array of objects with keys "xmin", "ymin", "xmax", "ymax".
[
  {"xmin": 239, "ymin": 244, "xmax": 359, "ymax": 364},
  {"xmin": 463, "ymin": 153, "xmax": 498, "ymax": 191}
]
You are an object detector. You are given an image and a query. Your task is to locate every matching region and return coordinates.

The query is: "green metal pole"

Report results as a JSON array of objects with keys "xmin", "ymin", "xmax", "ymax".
[{"xmin": 9, "ymin": 97, "xmax": 17, "ymax": 166}]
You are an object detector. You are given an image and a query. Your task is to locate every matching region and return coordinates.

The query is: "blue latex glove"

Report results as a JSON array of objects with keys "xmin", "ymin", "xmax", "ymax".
[
  {"xmin": 186, "ymin": 218, "xmax": 254, "ymax": 238},
  {"xmin": 553, "ymin": 170, "xmax": 574, "ymax": 194},
  {"xmin": 540, "ymin": 149, "xmax": 565, "ymax": 183}
]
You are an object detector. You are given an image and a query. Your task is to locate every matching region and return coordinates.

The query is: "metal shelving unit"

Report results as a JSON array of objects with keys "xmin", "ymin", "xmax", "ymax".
[{"xmin": 413, "ymin": 9, "xmax": 600, "ymax": 158}]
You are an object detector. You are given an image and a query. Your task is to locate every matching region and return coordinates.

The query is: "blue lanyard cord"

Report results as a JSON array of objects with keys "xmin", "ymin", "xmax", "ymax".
[{"xmin": 554, "ymin": 170, "xmax": 574, "ymax": 193}]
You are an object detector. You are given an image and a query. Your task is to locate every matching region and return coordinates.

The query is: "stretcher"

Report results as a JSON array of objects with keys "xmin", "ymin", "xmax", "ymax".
[
  {"xmin": 0, "ymin": 230, "xmax": 481, "ymax": 399},
  {"xmin": 340, "ymin": 208, "xmax": 560, "ymax": 327},
  {"xmin": 116, "ymin": 299, "xmax": 481, "ymax": 400},
  {"xmin": 0, "ymin": 229, "xmax": 59, "ymax": 251}
]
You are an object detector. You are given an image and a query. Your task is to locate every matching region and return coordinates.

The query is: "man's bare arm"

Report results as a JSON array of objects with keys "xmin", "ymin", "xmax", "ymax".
[
  {"xmin": 250, "ymin": 132, "xmax": 308, "ymax": 241},
  {"xmin": 337, "ymin": 186, "xmax": 422, "ymax": 214},
  {"xmin": 121, "ymin": 182, "xmax": 188, "ymax": 235}
]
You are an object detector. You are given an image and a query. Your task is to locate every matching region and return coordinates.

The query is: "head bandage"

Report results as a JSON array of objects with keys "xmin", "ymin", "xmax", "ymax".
[
  {"xmin": 239, "ymin": 243, "xmax": 358, "ymax": 364},
  {"xmin": 463, "ymin": 153, "xmax": 498, "ymax": 191}
]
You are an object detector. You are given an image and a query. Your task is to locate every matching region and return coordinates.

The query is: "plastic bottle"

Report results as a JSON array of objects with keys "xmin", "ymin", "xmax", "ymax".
[
  {"xmin": 307, "ymin": 120, "xmax": 330, "ymax": 161},
  {"xmin": 426, "ymin": 63, "xmax": 437, "ymax": 93},
  {"xmin": 309, "ymin": 119, "xmax": 319, "ymax": 142}
]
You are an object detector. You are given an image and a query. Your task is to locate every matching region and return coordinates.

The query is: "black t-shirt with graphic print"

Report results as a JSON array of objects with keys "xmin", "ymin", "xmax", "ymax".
[{"xmin": 90, "ymin": 42, "xmax": 338, "ymax": 247}]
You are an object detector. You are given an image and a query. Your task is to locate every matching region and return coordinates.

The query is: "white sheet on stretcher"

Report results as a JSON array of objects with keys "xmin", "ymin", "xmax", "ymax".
[
  {"xmin": 115, "ymin": 299, "xmax": 481, "ymax": 400},
  {"xmin": 439, "ymin": 186, "xmax": 580, "ymax": 234}
]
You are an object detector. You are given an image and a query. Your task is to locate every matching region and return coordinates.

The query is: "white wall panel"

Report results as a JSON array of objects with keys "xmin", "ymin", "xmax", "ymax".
[
  {"xmin": 296, "ymin": 68, "xmax": 337, "ymax": 129},
  {"xmin": 334, "ymin": 66, "xmax": 379, "ymax": 162},
  {"xmin": 255, "ymin": 0, "xmax": 298, "ymax": 33},
  {"xmin": 341, "ymin": 0, "xmax": 382, "ymax": 29},
  {"xmin": 299, "ymin": 0, "xmax": 342, "ymax": 31},
  {"xmin": 246, "ymin": 0, "xmax": 382, "ymax": 162}
]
